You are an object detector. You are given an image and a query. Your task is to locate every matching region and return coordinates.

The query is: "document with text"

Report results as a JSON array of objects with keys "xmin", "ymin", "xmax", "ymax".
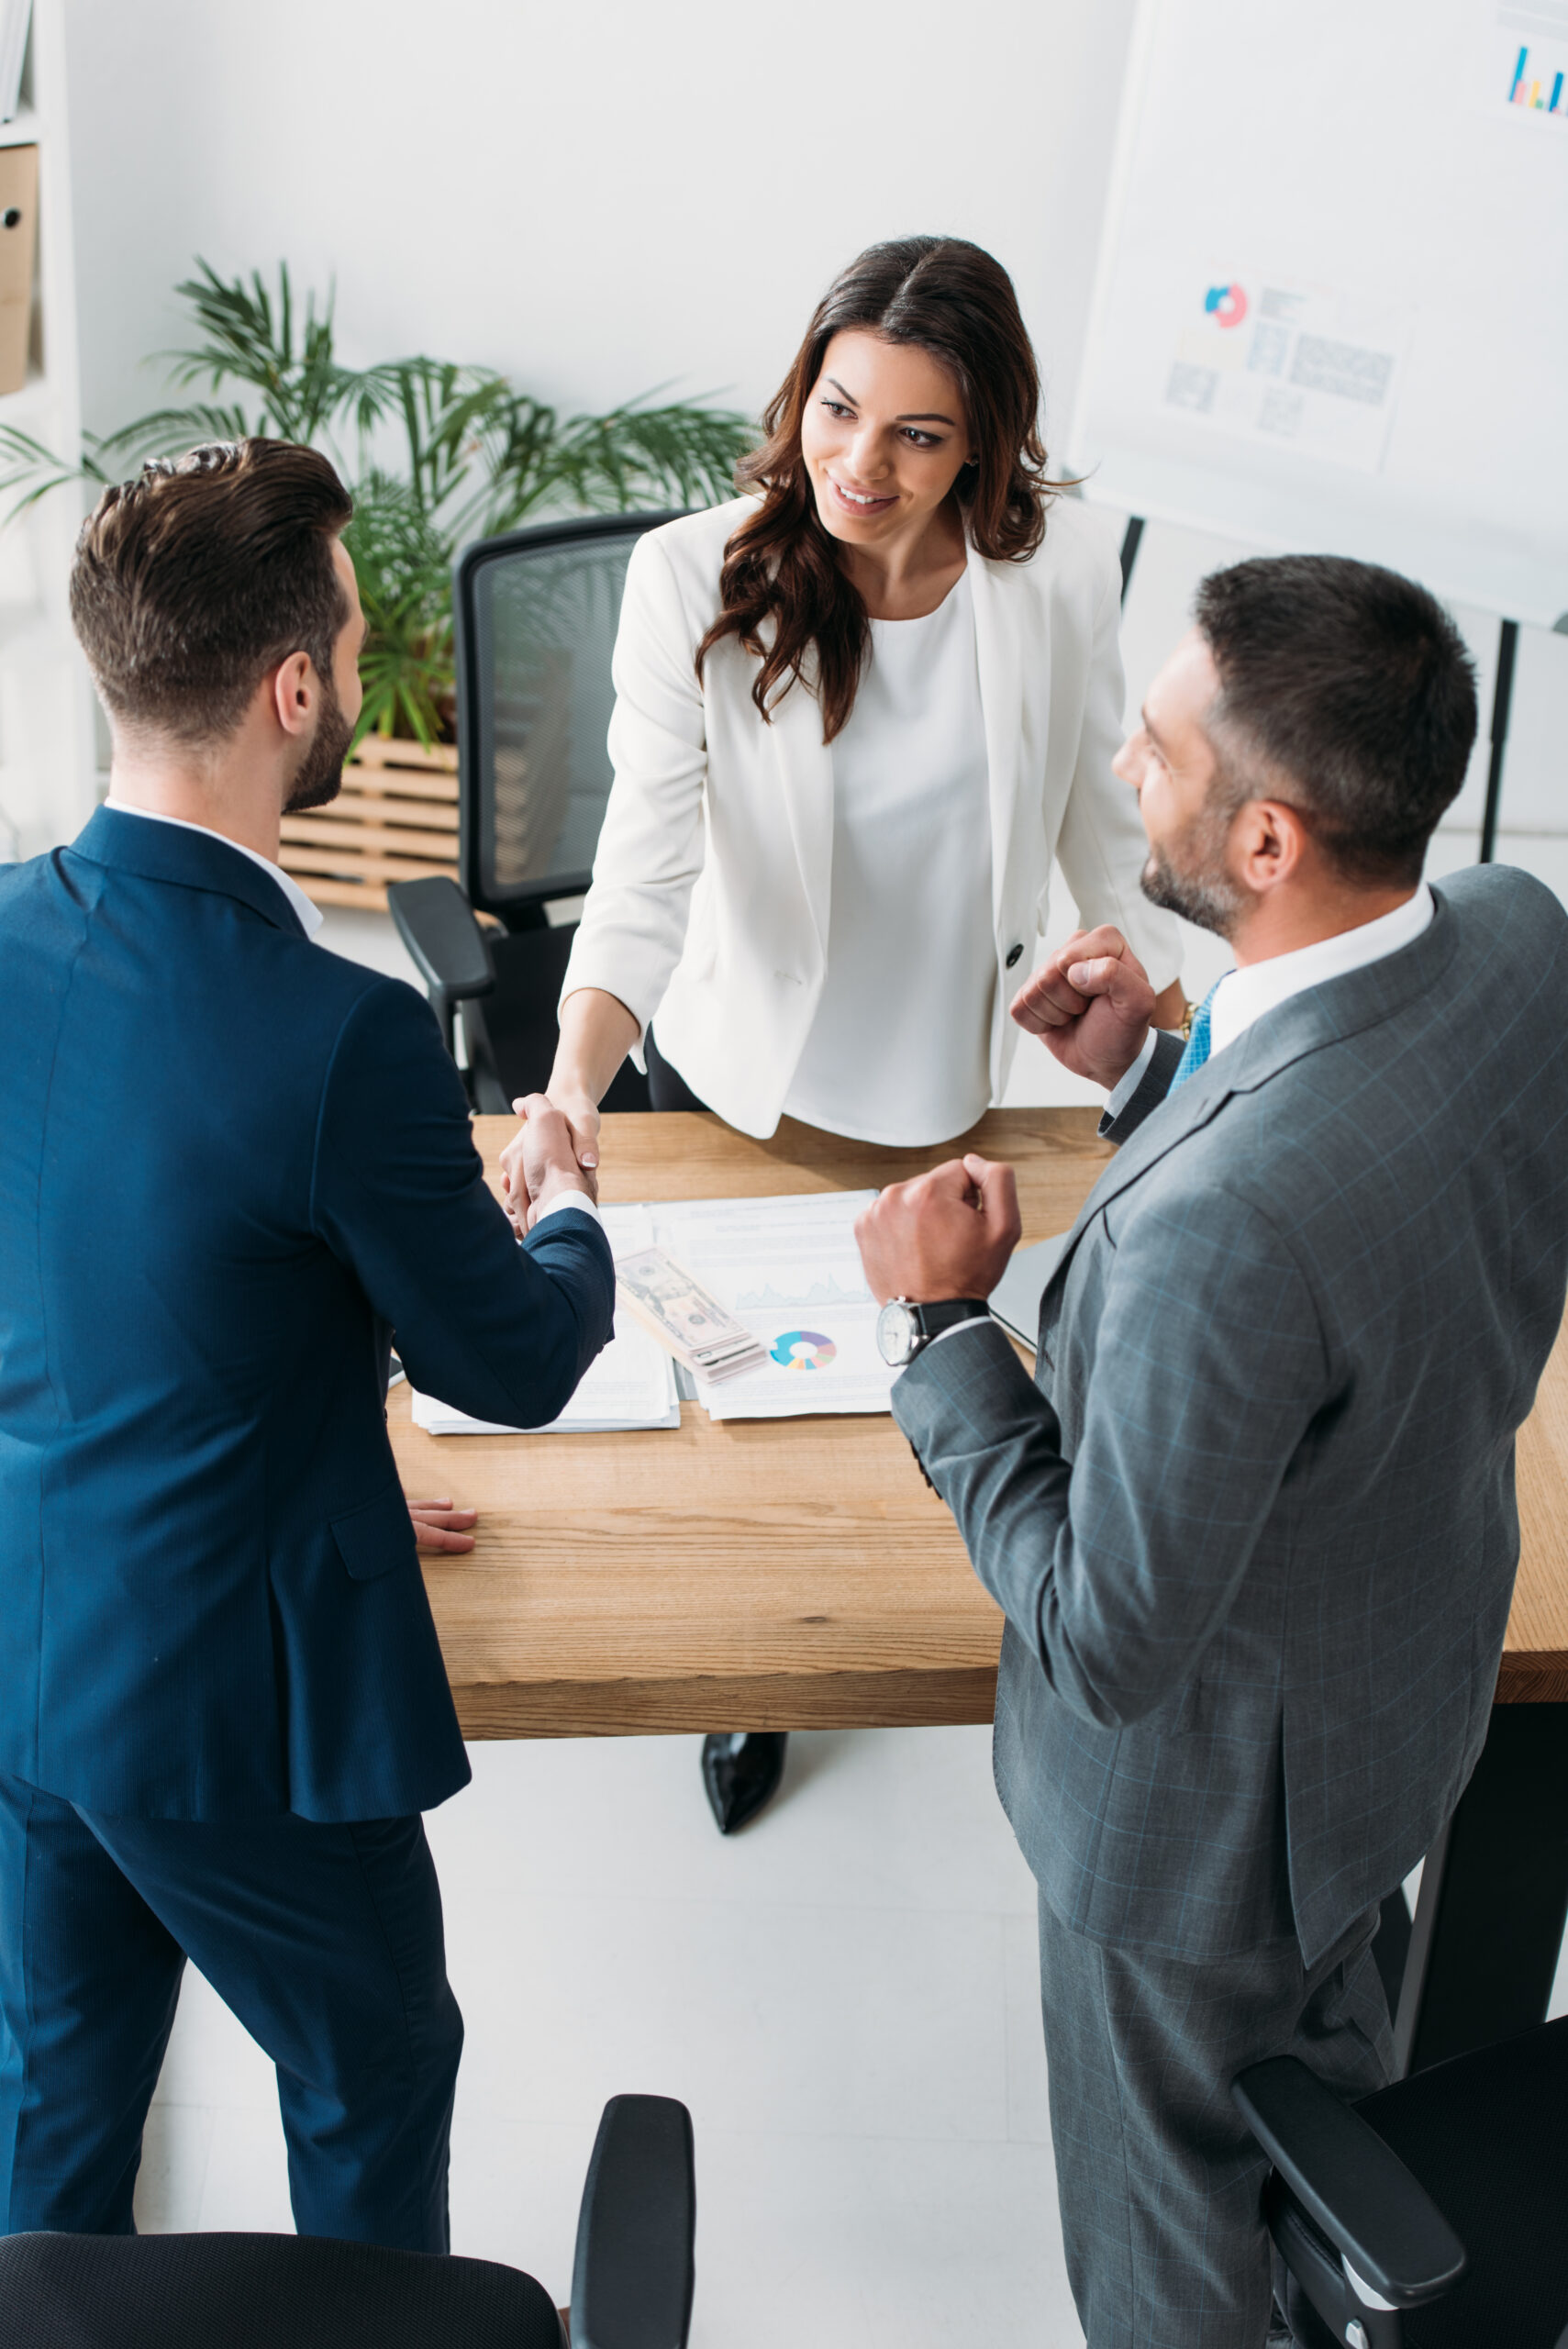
[
  {"xmin": 646, "ymin": 1190, "xmax": 894, "ymax": 1421},
  {"xmin": 411, "ymin": 1206, "xmax": 680, "ymax": 1434}
]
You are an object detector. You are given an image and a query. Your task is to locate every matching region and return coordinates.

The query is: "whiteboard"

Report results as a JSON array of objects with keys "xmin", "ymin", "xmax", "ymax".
[{"xmin": 1071, "ymin": 0, "xmax": 1568, "ymax": 626}]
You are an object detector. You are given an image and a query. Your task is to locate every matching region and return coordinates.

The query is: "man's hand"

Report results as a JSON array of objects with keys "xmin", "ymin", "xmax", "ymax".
[
  {"xmin": 499, "ymin": 1093, "xmax": 599, "ymax": 1235},
  {"xmin": 1008, "ymin": 926, "xmax": 1157, "ymax": 1089},
  {"xmin": 854, "ymin": 1155, "xmax": 1022, "ymax": 1307},
  {"xmin": 408, "ymin": 1497, "xmax": 477, "ymax": 1555}
]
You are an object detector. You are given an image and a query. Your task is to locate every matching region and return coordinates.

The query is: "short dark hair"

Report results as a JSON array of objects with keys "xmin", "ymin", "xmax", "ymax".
[
  {"xmin": 1193, "ymin": 554, "xmax": 1477, "ymax": 886},
  {"xmin": 71, "ymin": 438, "xmax": 353, "ymax": 744}
]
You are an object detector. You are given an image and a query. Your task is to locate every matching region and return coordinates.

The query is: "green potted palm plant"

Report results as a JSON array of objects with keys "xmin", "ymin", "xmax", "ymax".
[{"xmin": 1, "ymin": 262, "xmax": 753, "ymax": 905}]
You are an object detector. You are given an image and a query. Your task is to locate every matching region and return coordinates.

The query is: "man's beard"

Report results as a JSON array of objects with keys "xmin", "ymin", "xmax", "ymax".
[
  {"xmin": 283, "ymin": 674, "xmax": 354, "ymax": 814},
  {"xmin": 1140, "ymin": 798, "xmax": 1246, "ymax": 939}
]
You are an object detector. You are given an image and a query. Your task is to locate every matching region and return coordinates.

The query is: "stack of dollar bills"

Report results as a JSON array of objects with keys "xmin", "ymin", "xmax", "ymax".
[{"xmin": 614, "ymin": 1247, "xmax": 768, "ymax": 1384}]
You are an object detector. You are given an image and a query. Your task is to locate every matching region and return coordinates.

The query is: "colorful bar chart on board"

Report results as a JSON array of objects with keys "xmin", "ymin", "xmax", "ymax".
[{"xmin": 1507, "ymin": 44, "xmax": 1567, "ymax": 116}]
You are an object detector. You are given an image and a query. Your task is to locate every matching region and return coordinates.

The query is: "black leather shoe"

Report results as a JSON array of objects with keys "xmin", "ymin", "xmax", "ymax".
[{"xmin": 701, "ymin": 1731, "xmax": 788, "ymax": 1833}]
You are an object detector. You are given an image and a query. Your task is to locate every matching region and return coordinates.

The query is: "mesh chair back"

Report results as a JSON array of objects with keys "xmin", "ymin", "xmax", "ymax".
[{"xmin": 453, "ymin": 512, "xmax": 686, "ymax": 924}]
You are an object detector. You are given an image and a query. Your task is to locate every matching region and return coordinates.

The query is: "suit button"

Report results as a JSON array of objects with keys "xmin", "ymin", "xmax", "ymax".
[{"xmin": 1005, "ymin": 942, "xmax": 1023, "ymax": 969}]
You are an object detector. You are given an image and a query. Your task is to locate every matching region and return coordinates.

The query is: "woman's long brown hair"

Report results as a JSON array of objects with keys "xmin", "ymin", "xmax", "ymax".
[{"xmin": 696, "ymin": 237, "xmax": 1057, "ymax": 743}]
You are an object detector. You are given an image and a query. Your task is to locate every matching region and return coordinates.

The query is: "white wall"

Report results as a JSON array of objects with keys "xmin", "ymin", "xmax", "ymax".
[
  {"xmin": 55, "ymin": 0, "xmax": 1568, "ymax": 894},
  {"xmin": 64, "ymin": 0, "xmax": 1137, "ymax": 451}
]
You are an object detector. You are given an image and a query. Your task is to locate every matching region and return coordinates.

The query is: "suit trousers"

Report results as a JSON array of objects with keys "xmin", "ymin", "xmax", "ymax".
[
  {"xmin": 1036, "ymin": 1892, "xmax": 1393, "ymax": 2349},
  {"xmin": 0, "ymin": 1773, "xmax": 462, "ymax": 2250}
]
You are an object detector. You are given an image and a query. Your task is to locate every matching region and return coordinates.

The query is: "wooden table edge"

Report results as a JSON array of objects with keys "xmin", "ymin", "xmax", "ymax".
[
  {"xmin": 1496, "ymin": 1652, "xmax": 1568, "ymax": 1705},
  {"xmin": 451, "ymin": 1664, "xmax": 1002, "ymax": 1740}
]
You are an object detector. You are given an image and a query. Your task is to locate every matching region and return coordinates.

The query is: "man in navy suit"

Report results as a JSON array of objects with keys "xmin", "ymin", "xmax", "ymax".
[{"xmin": 0, "ymin": 440, "xmax": 616, "ymax": 2247}]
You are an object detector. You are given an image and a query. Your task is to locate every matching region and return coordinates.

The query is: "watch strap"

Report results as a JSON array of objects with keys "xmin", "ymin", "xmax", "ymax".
[{"xmin": 912, "ymin": 1298, "xmax": 991, "ymax": 1341}]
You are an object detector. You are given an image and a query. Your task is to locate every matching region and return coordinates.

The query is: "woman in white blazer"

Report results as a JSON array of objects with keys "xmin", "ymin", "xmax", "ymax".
[{"xmin": 533, "ymin": 237, "xmax": 1184, "ymax": 1829}]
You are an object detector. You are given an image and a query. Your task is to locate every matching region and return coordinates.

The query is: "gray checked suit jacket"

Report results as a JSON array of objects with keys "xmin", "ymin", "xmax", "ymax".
[{"xmin": 894, "ymin": 866, "xmax": 1568, "ymax": 1967}]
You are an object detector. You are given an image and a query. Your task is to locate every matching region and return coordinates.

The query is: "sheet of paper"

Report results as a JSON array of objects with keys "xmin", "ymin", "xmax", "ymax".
[
  {"xmin": 410, "ymin": 1206, "xmax": 679, "ymax": 1434},
  {"xmin": 647, "ymin": 1191, "xmax": 895, "ymax": 1421},
  {"xmin": 411, "ymin": 1314, "xmax": 679, "ymax": 1433}
]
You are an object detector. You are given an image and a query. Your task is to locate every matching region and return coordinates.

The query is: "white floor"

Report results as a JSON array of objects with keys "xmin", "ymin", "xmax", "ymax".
[{"xmin": 134, "ymin": 1727, "xmax": 1081, "ymax": 2348}]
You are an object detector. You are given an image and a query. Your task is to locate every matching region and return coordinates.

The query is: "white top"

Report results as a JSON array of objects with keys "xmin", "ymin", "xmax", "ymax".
[
  {"xmin": 782, "ymin": 573, "xmax": 994, "ymax": 1147},
  {"xmin": 1105, "ymin": 883, "xmax": 1435, "ymax": 1116},
  {"xmin": 560, "ymin": 496, "xmax": 1181, "ymax": 1141}
]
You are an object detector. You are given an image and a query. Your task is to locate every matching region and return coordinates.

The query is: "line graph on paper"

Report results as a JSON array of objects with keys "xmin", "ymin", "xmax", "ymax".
[{"xmin": 732, "ymin": 1271, "xmax": 871, "ymax": 1312}]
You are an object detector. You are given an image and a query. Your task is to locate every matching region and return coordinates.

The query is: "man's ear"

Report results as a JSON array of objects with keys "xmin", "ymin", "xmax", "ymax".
[
  {"xmin": 270, "ymin": 651, "xmax": 317, "ymax": 740},
  {"xmin": 1235, "ymin": 798, "xmax": 1309, "ymax": 897}
]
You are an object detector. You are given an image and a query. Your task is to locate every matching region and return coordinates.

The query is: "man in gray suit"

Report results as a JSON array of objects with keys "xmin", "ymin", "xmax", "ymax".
[{"xmin": 855, "ymin": 555, "xmax": 1568, "ymax": 2348}]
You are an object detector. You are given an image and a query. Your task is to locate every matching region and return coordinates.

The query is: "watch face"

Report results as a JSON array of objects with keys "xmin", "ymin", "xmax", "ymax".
[{"xmin": 876, "ymin": 1299, "xmax": 919, "ymax": 1366}]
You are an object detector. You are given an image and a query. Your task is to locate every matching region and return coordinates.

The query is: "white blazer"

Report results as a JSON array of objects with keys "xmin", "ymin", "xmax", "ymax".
[{"xmin": 562, "ymin": 495, "xmax": 1181, "ymax": 1140}]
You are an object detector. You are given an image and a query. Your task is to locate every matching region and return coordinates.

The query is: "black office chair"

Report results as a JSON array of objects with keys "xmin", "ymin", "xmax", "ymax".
[
  {"xmin": 0, "ymin": 2093, "xmax": 695, "ymax": 2349},
  {"xmin": 388, "ymin": 511, "xmax": 686, "ymax": 1113},
  {"xmin": 1234, "ymin": 2017, "xmax": 1568, "ymax": 2347}
]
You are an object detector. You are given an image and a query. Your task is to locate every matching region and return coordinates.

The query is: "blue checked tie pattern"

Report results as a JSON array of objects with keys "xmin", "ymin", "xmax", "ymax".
[{"xmin": 1168, "ymin": 977, "xmax": 1228, "ymax": 1092}]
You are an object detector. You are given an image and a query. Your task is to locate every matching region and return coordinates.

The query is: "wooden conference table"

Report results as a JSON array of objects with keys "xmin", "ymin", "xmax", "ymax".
[{"xmin": 389, "ymin": 1108, "xmax": 1568, "ymax": 2073}]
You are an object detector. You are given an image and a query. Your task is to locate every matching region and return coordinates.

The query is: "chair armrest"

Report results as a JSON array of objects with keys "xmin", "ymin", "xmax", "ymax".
[
  {"xmin": 570, "ymin": 2094, "xmax": 695, "ymax": 2349},
  {"xmin": 386, "ymin": 877, "xmax": 495, "ymax": 1061},
  {"xmin": 1233, "ymin": 2057, "xmax": 1466, "ymax": 2308},
  {"xmin": 386, "ymin": 876, "xmax": 495, "ymax": 999}
]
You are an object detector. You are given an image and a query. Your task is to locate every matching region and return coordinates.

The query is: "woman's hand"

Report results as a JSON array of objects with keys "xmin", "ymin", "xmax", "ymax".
[
  {"xmin": 545, "ymin": 1088, "xmax": 602, "ymax": 1176},
  {"xmin": 499, "ymin": 1095, "xmax": 599, "ymax": 1236},
  {"xmin": 497, "ymin": 987, "xmax": 642, "ymax": 1230},
  {"xmin": 499, "ymin": 1091, "xmax": 598, "ymax": 1236}
]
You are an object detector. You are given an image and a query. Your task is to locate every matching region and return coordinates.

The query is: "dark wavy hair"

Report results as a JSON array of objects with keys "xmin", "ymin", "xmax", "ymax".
[{"xmin": 697, "ymin": 237, "xmax": 1056, "ymax": 743}]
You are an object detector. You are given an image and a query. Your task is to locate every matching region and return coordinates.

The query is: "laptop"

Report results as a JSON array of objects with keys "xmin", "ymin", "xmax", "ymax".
[{"xmin": 986, "ymin": 1231, "xmax": 1071, "ymax": 1353}]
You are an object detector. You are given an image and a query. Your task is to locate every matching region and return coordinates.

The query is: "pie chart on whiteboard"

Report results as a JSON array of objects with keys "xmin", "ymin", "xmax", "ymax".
[
  {"xmin": 770, "ymin": 1330, "xmax": 838, "ymax": 1371},
  {"xmin": 1203, "ymin": 282, "xmax": 1248, "ymax": 328}
]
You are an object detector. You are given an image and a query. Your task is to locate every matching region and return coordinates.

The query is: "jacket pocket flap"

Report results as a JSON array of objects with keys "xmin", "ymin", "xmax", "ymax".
[{"xmin": 331, "ymin": 1484, "xmax": 417, "ymax": 1582}]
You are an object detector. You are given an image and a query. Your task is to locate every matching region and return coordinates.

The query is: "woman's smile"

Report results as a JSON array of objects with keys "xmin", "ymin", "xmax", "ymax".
[{"xmin": 827, "ymin": 476, "xmax": 899, "ymax": 518}]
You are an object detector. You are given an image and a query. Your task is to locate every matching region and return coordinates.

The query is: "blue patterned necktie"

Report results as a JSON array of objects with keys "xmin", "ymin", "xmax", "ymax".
[{"xmin": 1168, "ymin": 977, "xmax": 1228, "ymax": 1093}]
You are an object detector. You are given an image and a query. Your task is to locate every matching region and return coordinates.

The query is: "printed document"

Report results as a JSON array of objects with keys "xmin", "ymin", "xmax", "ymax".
[
  {"xmin": 411, "ymin": 1206, "xmax": 679, "ymax": 1434},
  {"xmin": 646, "ymin": 1190, "xmax": 894, "ymax": 1421},
  {"xmin": 411, "ymin": 1192, "xmax": 894, "ymax": 1432}
]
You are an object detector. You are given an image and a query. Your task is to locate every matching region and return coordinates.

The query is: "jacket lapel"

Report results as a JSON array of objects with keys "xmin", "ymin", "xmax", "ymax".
[
  {"xmin": 967, "ymin": 548, "xmax": 1028, "ymax": 939},
  {"xmin": 767, "ymin": 659, "xmax": 836, "ymax": 962}
]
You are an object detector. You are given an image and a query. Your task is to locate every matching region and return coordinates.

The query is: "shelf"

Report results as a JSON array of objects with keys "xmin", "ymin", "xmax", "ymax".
[{"xmin": 0, "ymin": 109, "xmax": 39, "ymax": 150}]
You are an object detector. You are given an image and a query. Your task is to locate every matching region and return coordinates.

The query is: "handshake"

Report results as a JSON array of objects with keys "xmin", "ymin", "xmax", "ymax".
[{"xmin": 497, "ymin": 1092, "xmax": 599, "ymax": 1239}]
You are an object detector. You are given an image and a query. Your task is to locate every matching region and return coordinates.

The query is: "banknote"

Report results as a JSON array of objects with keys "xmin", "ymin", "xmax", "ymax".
[{"xmin": 615, "ymin": 1248, "xmax": 768, "ymax": 1382}]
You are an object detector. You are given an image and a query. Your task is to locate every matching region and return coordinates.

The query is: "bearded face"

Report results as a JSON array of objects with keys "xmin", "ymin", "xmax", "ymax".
[
  {"xmin": 283, "ymin": 668, "xmax": 354, "ymax": 815},
  {"xmin": 1140, "ymin": 782, "xmax": 1247, "ymax": 940}
]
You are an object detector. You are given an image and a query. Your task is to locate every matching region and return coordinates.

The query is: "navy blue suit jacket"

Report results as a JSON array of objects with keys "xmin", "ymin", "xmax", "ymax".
[{"xmin": 0, "ymin": 808, "xmax": 615, "ymax": 1822}]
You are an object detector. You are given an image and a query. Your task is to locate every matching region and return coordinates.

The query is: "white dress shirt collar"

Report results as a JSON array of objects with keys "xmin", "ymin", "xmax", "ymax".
[
  {"xmin": 1207, "ymin": 883, "xmax": 1433, "ymax": 1059},
  {"xmin": 104, "ymin": 797, "xmax": 324, "ymax": 938}
]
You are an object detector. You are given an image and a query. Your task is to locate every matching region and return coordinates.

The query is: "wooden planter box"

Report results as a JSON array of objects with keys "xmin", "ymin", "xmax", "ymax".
[{"xmin": 279, "ymin": 736, "xmax": 460, "ymax": 914}]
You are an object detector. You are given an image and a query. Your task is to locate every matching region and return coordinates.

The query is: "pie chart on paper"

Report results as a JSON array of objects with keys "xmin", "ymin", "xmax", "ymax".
[{"xmin": 770, "ymin": 1330, "xmax": 837, "ymax": 1372}]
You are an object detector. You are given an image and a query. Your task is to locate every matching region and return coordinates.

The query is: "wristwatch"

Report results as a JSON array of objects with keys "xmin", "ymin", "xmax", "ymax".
[{"xmin": 875, "ymin": 1297, "xmax": 992, "ymax": 1367}]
